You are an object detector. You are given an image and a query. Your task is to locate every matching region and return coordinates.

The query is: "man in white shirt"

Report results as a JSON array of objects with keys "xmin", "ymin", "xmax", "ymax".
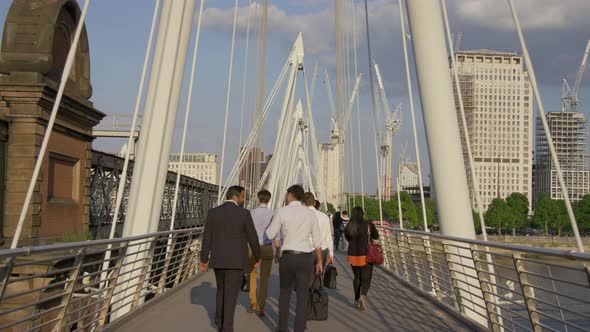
[
  {"xmin": 266, "ymin": 185, "xmax": 323, "ymax": 332},
  {"xmin": 303, "ymin": 193, "xmax": 333, "ymax": 269},
  {"xmin": 247, "ymin": 190, "xmax": 276, "ymax": 317}
]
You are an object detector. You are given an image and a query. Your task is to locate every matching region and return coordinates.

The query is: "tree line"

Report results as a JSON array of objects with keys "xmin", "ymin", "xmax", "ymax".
[{"xmin": 339, "ymin": 192, "xmax": 590, "ymax": 236}]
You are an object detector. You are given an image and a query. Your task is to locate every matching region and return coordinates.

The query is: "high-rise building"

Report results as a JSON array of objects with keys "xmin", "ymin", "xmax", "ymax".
[
  {"xmin": 399, "ymin": 162, "xmax": 419, "ymax": 190},
  {"xmin": 239, "ymin": 147, "xmax": 264, "ymax": 192},
  {"xmin": 452, "ymin": 49, "xmax": 534, "ymax": 211},
  {"xmin": 168, "ymin": 153, "xmax": 219, "ymax": 184},
  {"xmin": 534, "ymin": 111, "xmax": 589, "ymax": 202},
  {"xmin": 319, "ymin": 130, "xmax": 343, "ymax": 209}
]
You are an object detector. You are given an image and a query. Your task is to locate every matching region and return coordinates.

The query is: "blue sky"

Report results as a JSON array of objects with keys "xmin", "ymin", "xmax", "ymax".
[{"xmin": 1, "ymin": 0, "xmax": 590, "ymax": 194}]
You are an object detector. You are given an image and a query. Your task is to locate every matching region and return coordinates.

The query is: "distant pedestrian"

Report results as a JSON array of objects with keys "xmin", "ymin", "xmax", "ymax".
[
  {"xmin": 266, "ymin": 185, "xmax": 323, "ymax": 332},
  {"xmin": 341, "ymin": 211, "xmax": 350, "ymax": 250},
  {"xmin": 332, "ymin": 211, "xmax": 343, "ymax": 251},
  {"xmin": 200, "ymin": 186, "xmax": 261, "ymax": 332},
  {"xmin": 247, "ymin": 190, "xmax": 277, "ymax": 317},
  {"xmin": 344, "ymin": 207, "xmax": 379, "ymax": 311}
]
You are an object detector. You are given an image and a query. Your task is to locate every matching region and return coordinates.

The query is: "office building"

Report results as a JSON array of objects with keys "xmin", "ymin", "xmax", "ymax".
[
  {"xmin": 452, "ymin": 49, "xmax": 534, "ymax": 211},
  {"xmin": 168, "ymin": 153, "xmax": 219, "ymax": 184},
  {"xmin": 534, "ymin": 111, "xmax": 589, "ymax": 202}
]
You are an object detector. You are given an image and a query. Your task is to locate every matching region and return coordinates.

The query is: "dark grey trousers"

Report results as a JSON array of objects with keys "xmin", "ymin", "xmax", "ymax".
[
  {"xmin": 278, "ymin": 252, "xmax": 313, "ymax": 332},
  {"xmin": 214, "ymin": 269, "xmax": 243, "ymax": 332}
]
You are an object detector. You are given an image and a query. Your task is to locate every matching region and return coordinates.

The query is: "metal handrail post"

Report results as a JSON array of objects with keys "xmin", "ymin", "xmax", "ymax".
[
  {"xmin": 406, "ymin": 233, "xmax": 423, "ymax": 289},
  {"xmin": 512, "ymin": 253, "xmax": 541, "ymax": 332},
  {"xmin": 130, "ymin": 239, "xmax": 158, "ymax": 310},
  {"xmin": 0, "ymin": 258, "xmax": 15, "ymax": 303},
  {"xmin": 423, "ymin": 237, "xmax": 440, "ymax": 299},
  {"xmin": 183, "ymin": 233, "xmax": 202, "ymax": 281},
  {"xmin": 442, "ymin": 242, "xmax": 463, "ymax": 312},
  {"xmin": 470, "ymin": 247, "xmax": 497, "ymax": 331},
  {"xmin": 158, "ymin": 233, "xmax": 179, "ymax": 294},
  {"xmin": 399, "ymin": 232, "xmax": 410, "ymax": 282},
  {"xmin": 98, "ymin": 243, "xmax": 129, "ymax": 326},
  {"xmin": 176, "ymin": 231, "xmax": 196, "ymax": 286},
  {"xmin": 55, "ymin": 249, "xmax": 87, "ymax": 332}
]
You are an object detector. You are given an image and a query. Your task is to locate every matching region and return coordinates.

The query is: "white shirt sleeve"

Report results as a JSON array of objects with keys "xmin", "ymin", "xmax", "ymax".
[
  {"xmin": 310, "ymin": 212, "xmax": 322, "ymax": 249},
  {"xmin": 326, "ymin": 216, "xmax": 334, "ymax": 257},
  {"xmin": 266, "ymin": 211, "xmax": 282, "ymax": 241}
]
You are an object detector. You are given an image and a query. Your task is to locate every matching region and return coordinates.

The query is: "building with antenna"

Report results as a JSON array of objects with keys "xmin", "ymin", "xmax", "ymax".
[
  {"xmin": 534, "ymin": 40, "xmax": 590, "ymax": 203},
  {"xmin": 452, "ymin": 49, "xmax": 534, "ymax": 211}
]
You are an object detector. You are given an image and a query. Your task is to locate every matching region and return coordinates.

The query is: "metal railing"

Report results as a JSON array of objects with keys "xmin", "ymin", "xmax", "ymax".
[
  {"xmin": 376, "ymin": 226, "xmax": 590, "ymax": 332},
  {"xmin": 0, "ymin": 227, "xmax": 203, "ymax": 331},
  {"xmin": 90, "ymin": 150, "xmax": 218, "ymax": 238}
]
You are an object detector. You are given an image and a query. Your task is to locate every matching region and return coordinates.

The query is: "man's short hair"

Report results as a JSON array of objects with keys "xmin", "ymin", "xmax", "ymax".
[
  {"xmin": 226, "ymin": 185, "xmax": 245, "ymax": 200},
  {"xmin": 314, "ymin": 200, "xmax": 321, "ymax": 210},
  {"xmin": 342, "ymin": 210, "xmax": 349, "ymax": 216},
  {"xmin": 258, "ymin": 189, "xmax": 271, "ymax": 203},
  {"xmin": 302, "ymin": 192, "xmax": 316, "ymax": 206},
  {"xmin": 287, "ymin": 184, "xmax": 304, "ymax": 201}
]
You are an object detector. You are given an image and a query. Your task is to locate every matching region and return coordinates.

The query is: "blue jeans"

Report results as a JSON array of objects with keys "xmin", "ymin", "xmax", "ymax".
[{"xmin": 334, "ymin": 231, "xmax": 342, "ymax": 251}]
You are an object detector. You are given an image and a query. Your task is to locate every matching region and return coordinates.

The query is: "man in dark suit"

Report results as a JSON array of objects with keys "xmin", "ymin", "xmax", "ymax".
[{"xmin": 200, "ymin": 185, "xmax": 261, "ymax": 332}]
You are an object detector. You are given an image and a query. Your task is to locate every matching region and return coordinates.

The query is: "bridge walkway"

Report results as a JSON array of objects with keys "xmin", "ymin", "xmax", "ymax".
[{"xmin": 107, "ymin": 252, "xmax": 476, "ymax": 332}]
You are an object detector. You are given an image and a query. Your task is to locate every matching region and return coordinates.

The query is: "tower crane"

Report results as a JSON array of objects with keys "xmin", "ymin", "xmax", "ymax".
[
  {"xmin": 374, "ymin": 62, "xmax": 402, "ymax": 200},
  {"xmin": 562, "ymin": 40, "xmax": 590, "ymax": 112}
]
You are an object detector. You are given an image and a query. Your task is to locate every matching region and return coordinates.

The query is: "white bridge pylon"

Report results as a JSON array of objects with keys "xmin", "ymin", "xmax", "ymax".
[{"xmin": 219, "ymin": 33, "xmax": 322, "ymax": 209}]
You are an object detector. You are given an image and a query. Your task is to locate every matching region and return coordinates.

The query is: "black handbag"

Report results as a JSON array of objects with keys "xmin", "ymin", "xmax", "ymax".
[
  {"xmin": 307, "ymin": 274, "xmax": 329, "ymax": 321},
  {"xmin": 323, "ymin": 264, "xmax": 337, "ymax": 289},
  {"xmin": 241, "ymin": 272, "xmax": 249, "ymax": 292}
]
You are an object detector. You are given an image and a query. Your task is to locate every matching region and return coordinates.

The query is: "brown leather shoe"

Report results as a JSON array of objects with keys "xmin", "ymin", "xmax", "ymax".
[
  {"xmin": 247, "ymin": 303, "xmax": 257, "ymax": 313},
  {"xmin": 256, "ymin": 309, "xmax": 265, "ymax": 317}
]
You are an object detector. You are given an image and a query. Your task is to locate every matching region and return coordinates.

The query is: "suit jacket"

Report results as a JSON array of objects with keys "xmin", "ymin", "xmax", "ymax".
[{"xmin": 200, "ymin": 201, "xmax": 261, "ymax": 270}]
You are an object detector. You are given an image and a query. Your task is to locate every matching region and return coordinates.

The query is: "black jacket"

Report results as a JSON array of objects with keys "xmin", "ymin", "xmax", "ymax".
[
  {"xmin": 200, "ymin": 202, "xmax": 261, "ymax": 270},
  {"xmin": 344, "ymin": 220, "xmax": 379, "ymax": 257}
]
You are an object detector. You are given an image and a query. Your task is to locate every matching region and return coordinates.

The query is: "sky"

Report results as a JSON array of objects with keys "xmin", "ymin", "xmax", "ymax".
[{"xmin": 1, "ymin": 0, "xmax": 590, "ymax": 195}]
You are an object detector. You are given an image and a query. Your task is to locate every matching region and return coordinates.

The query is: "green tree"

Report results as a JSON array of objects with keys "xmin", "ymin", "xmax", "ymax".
[
  {"xmin": 416, "ymin": 198, "xmax": 438, "ymax": 228},
  {"xmin": 485, "ymin": 198, "xmax": 511, "ymax": 235},
  {"xmin": 574, "ymin": 195, "xmax": 590, "ymax": 233},
  {"xmin": 551, "ymin": 200, "xmax": 570, "ymax": 236},
  {"xmin": 383, "ymin": 192, "xmax": 419, "ymax": 228},
  {"xmin": 473, "ymin": 210, "xmax": 482, "ymax": 235},
  {"xmin": 360, "ymin": 196, "xmax": 384, "ymax": 222},
  {"xmin": 532, "ymin": 193, "xmax": 559, "ymax": 236},
  {"xmin": 506, "ymin": 192, "xmax": 529, "ymax": 235},
  {"xmin": 326, "ymin": 202, "xmax": 336, "ymax": 215}
]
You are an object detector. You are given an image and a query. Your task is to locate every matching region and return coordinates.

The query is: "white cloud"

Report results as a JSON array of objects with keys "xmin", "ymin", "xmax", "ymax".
[
  {"xmin": 450, "ymin": 0, "xmax": 590, "ymax": 31},
  {"xmin": 201, "ymin": 1, "xmax": 399, "ymax": 57}
]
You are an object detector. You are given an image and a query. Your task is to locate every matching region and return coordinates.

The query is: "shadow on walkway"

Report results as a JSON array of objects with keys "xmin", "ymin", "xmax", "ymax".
[{"xmin": 110, "ymin": 252, "xmax": 473, "ymax": 332}]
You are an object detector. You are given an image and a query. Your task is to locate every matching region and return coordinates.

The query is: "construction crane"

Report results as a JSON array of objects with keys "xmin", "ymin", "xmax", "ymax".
[
  {"xmin": 562, "ymin": 40, "xmax": 590, "ymax": 112},
  {"xmin": 374, "ymin": 62, "xmax": 402, "ymax": 200}
]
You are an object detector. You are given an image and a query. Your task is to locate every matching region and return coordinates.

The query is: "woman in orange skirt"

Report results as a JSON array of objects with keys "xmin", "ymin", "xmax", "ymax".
[{"xmin": 344, "ymin": 207, "xmax": 379, "ymax": 311}]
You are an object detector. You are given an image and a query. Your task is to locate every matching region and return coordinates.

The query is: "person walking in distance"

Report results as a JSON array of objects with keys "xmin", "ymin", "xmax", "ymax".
[
  {"xmin": 332, "ymin": 211, "xmax": 343, "ymax": 251},
  {"xmin": 266, "ymin": 185, "xmax": 323, "ymax": 332},
  {"xmin": 303, "ymin": 193, "xmax": 334, "ymax": 272},
  {"xmin": 344, "ymin": 207, "xmax": 379, "ymax": 311},
  {"xmin": 247, "ymin": 190, "xmax": 277, "ymax": 317},
  {"xmin": 340, "ymin": 211, "xmax": 350, "ymax": 250},
  {"xmin": 200, "ymin": 186, "xmax": 261, "ymax": 332}
]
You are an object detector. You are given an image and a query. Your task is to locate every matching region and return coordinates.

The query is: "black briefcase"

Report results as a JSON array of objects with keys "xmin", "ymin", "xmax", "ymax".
[
  {"xmin": 323, "ymin": 264, "xmax": 337, "ymax": 289},
  {"xmin": 241, "ymin": 272, "xmax": 249, "ymax": 292},
  {"xmin": 307, "ymin": 274, "xmax": 329, "ymax": 321}
]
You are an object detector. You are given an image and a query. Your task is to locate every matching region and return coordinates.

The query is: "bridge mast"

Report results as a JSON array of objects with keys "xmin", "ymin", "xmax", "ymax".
[
  {"xmin": 113, "ymin": 0, "xmax": 198, "ymax": 319},
  {"xmin": 123, "ymin": 0, "xmax": 197, "ymax": 237},
  {"xmin": 405, "ymin": 0, "xmax": 475, "ymax": 238}
]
